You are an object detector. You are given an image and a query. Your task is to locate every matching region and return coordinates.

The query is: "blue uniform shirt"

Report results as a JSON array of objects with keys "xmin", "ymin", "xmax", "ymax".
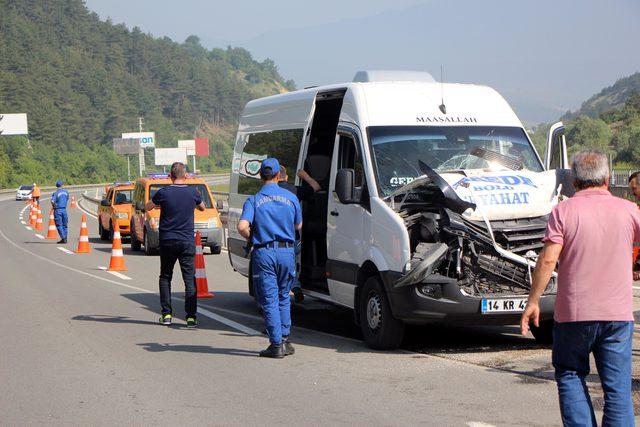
[
  {"xmin": 51, "ymin": 188, "xmax": 69, "ymax": 209},
  {"xmin": 240, "ymin": 183, "xmax": 302, "ymax": 246},
  {"xmin": 152, "ymin": 184, "xmax": 203, "ymax": 241}
]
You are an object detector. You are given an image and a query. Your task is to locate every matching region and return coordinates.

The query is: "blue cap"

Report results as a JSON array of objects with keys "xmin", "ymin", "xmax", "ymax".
[
  {"xmin": 55, "ymin": 180, "xmax": 63, "ymax": 187},
  {"xmin": 260, "ymin": 158, "xmax": 280, "ymax": 176}
]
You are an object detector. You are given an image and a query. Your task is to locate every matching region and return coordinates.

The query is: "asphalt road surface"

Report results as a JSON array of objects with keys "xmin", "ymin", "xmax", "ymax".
[{"xmin": 1, "ymin": 194, "xmax": 638, "ymax": 426}]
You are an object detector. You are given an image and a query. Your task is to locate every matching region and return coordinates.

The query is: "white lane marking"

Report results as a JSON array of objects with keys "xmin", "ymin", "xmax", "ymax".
[
  {"xmin": 98, "ymin": 266, "xmax": 132, "ymax": 281},
  {"xmin": 77, "ymin": 200, "xmax": 98, "ymax": 219},
  {"xmin": 633, "ymin": 286, "xmax": 640, "ymax": 290},
  {"xmin": 20, "ymin": 221, "xmax": 26, "ymax": 225},
  {"xmin": 0, "ymin": 228, "xmax": 258, "ymax": 336},
  {"xmin": 197, "ymin": 306, "xmax": 260, "ymax": 336},
  {"xmin": 57, "ymin": 247, "xmax": 74, "ymax": 255},
  {"xmin": 467, "ymin": 423, "xmax": 497, "ymax": 427},
  {"xmin": 25, "ymin": 226, "xmax": 32, "ymax": 231},
  {"xmin": 34, "ymin": 234, "xmax": 44, "ymax": 239}
]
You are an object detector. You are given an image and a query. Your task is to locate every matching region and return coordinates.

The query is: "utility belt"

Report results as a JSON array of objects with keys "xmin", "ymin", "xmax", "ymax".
[{"xmin": 253, "ymin": 241, "xmax": 294, "ymax": 249}]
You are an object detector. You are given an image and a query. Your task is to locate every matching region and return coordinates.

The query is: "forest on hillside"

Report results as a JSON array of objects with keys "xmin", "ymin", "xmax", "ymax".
[
  {"xmin": 0, "ymin": 0, "xmax": 293, "ymax": 188},
  {"xmin": 530, "ymin": 91, "xmax": 640, "ymax": 170}
]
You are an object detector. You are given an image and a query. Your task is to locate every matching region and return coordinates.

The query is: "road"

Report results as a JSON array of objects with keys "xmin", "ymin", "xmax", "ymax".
[{"xmin": 0, "ymin": 194, "xmax": 638, "ymax": 426}]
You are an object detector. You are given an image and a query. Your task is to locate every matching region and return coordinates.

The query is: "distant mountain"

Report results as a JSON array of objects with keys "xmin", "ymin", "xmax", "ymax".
[
  {"xmin": 241, "ymin": 0, "xmax": 640, "ymax": 125},
  {"xmin": 563, "ymin": 72, "xmax": 640, "ymax": 120},
  {"xmin": 0, "ymin": 0, "xmax": 292, "ymax": 187}
]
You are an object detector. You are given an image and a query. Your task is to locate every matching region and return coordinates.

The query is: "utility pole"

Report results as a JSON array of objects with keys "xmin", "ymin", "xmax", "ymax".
[{"xmin": 138, "ymin": 116, "xmax": 145, "ymax": 177}]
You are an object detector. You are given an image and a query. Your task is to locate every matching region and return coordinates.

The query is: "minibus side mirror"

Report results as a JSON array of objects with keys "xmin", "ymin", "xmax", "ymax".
[
  {"xmin": 135, "ymin": 201, "xmax": 145, "ymax": 211},
  {"xmin": 216, "ymin": 199, "xmax": 224, "ymax": 211},
  {"xmin": 100, "ymin": 199, "xmax": 111, "ymax": 207},
  {"xmin": 336, "ymin": 169, "xmax": 355, "ymax": 204}
]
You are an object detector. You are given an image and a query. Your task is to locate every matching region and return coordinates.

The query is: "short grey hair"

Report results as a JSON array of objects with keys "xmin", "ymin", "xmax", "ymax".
[
  {"xmin": 170, "ymin": 162, "xmax": 186, "ymax": 180},
  {"xmin": 571, "ymin": 150, "xmax": 609, "ymax": 189}
]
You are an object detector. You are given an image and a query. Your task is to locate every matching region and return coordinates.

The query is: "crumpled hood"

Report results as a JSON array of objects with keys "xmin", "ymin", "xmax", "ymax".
[{"xmin": 440, "ymin": 170, "xmax": 559, "ymax": 221}]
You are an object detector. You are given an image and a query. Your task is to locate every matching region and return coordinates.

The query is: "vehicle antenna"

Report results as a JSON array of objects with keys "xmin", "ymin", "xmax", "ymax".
[{"xmin": 439, "ymin": 65, "xmax": 447, "ymax": 115}]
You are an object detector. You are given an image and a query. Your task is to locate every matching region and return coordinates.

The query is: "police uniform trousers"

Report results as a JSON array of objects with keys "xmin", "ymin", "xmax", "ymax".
[
  {"xmin": 54, "ymin": 208, "xmax": 68, "ymax": 240},
  {"xmin": 252, "ymin": 245, "xmax": 296, "ymax": 344}
]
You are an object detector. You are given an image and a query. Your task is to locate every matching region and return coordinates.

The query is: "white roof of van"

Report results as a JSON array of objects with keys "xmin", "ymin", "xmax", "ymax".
[{"xmin": 239, "ymin": 80, "xmax": 523, "ymax": 133}]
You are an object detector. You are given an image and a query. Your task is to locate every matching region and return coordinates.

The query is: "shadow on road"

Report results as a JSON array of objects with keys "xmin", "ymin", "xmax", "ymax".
[
  {"xmin": 72, "ymin": 314, "xmax": 160, "ymax": 326},
  {"xmin": 137, "ymin": 342, "xmax": 258, "ymax": 357}
]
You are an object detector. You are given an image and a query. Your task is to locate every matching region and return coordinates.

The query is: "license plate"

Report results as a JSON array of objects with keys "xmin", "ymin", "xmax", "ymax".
[{"xmin": 481, "ymin": 297, "xmax": 527, "ymax": 314}]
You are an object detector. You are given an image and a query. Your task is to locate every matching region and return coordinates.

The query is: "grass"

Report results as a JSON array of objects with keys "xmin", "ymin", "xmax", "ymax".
[{"xmin": 209, "ymin": 183, "xmax": 229, "ymax": 194}]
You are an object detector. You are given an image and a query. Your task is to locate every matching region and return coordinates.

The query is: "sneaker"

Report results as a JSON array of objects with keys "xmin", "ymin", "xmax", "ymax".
[
  {"xmin": 283, "ymin": 336, "xmax": 295, "ymax": 356},
  {"xmin": 159, "ymin": 314, "xmax": 172, "ymax": 325},
  {"xmin": 186, "ymin": 317, "xmax": 197, "ymax": 328},
  {"xmin": 259, "ymin": 343, "xmax": 284, "ymax": 359},
  {"xmin": 57, "ymin": 239, "xmax": 65, "ymax": 244}
]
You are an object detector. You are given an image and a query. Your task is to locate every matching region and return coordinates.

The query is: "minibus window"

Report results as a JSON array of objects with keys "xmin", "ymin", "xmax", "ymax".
[
  {"xmin": 149, "ymin": 184, "xmax": 213, "ymax": 208},
  {"xmin": 238, "ymin": 129, "xmax": 303, "ymax": 195},
  {"xmin": 369, "ymin": 126, "xmax": 543, "ymax": 197}
]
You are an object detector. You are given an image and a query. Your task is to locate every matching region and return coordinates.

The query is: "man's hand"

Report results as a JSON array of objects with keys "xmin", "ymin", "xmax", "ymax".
[
  {"xmin": 297, "ymin": 169, "xmax": 321, "ymax": 192},
  {"xmin": 520, "ymin": 301, "xmax": 540, "ymax": 336},
  {"xmin": 196, "ymin": 202, "xmax": 206, "ymax": 212},
  {"xmin": 237, "ymin": 219, "xmax": 251, "ymax": 240}
]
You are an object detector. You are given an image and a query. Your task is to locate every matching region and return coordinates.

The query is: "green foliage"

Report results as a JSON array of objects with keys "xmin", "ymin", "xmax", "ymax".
[
  {"xmin": 0, "ymin": 0, "xmax": 293, "ymax": 187},
  {"xmin": 532, "ymin": 88, "xmax": 640, "ymax": 168}
]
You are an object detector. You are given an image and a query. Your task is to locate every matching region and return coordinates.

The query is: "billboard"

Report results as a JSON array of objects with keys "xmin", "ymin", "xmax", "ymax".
[
  {"xmin": 0, "ymin": 113, "xmax": 28, "ymax": 135},
  {"xmin": 113, "ymin": 138, "xmax": 140, "ymax": 155},
  {"xmin": 122, "ymin": 131, "xmax": 155, "ymax": 148},
  {"xmin": 178, "ymin": 140, "xmax": 196, "ymax": 156},
  {"xmin": 195, "ymin": 137, "xmax": 209, "ymax": 157},
  {"xmin": 154, "ymin": 147, "xmax": 187, "ymax": 166}
]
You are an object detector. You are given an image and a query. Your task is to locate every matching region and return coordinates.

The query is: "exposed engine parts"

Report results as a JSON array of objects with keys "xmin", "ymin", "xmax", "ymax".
[{"xmin": 390, "ymin": 179, "xmax": 554, "ymax": 297}]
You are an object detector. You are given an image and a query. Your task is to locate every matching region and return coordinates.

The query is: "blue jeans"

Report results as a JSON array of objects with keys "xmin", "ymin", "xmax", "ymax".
[
  {"xmin": 252, "ymin": 247, "xmax": 295, "ymax": 345},
  {"xmin": 53, "ymin": 208, "xmax": 68, "ymax": 239},
  {"xmin": 552, "ymin": 321, "xmax": 634, "ymax": 427}
]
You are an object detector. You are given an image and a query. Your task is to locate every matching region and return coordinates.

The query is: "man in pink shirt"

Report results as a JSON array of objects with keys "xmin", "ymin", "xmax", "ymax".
[{"xmin": 521, "ymin": 150, "xmax": 637, "ymax": 427}]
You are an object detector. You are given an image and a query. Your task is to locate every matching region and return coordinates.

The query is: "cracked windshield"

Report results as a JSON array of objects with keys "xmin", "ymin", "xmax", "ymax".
[{"xmin": 369, "ymin": 126, "xmax": 543, "ymax": 196}]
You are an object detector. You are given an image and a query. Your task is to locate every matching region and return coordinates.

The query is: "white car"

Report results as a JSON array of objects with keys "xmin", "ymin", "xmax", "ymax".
[{"xmin": 15, "ymin": 185, "xmax": 33, "ymax": 201}]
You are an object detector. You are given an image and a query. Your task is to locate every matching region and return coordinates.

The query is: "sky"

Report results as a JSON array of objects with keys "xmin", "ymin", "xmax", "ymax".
[{"xmin": 85, "ymin": 0, "xmax": 640, "ymax": 124}]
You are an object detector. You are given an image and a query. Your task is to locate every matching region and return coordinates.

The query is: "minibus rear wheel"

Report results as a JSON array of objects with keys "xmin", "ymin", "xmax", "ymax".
[{"xmin": 358, "ymin": 276, "xmax": 405, "ymax": 350}]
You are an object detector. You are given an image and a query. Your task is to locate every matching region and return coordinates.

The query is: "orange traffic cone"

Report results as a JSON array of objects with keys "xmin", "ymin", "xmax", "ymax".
[
  {"xmin": 107, "ymin": 222, "xmax": 127, "ymax": 271},
  {"xmin": 195, "ymin": 231, "xmax": 213, "ymax": 298},
  {"xmin": 35, "ymin": 205, "xmax": 43, "ymax": 231},
  {"xmin": 29, "ymin": 202, "xmax": 37, "ymax": 226},
  {"xmin": 75, "ymin": 213, "xmax": 91, "ymax": 253},
  {"xmin": 70, "ymin": 196, "xmax": 77, "ymax": 208},
  {"xmin": 45, "ymin": 209, "xmax": 58, "ymax": 239}
]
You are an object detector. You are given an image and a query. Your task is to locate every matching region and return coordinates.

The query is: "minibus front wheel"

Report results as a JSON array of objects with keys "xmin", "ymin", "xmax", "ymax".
[{"xmin": 358, "ymin": 276, "xmax": 405, "ymax": 350}]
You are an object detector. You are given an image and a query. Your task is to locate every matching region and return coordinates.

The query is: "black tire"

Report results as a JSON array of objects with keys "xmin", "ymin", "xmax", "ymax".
[
  {"xmin": 143, "ymin": 230, "xmax": 157, "ymax": 255},
  {"xmin": 358, "ymin": 276, "xmax": 405, "ymax": 350},
  {"xmin": 108, "ymin": 221, "xmax": 114, "ymax": 242},
  {"xmin": 531, "ymin": 320, "xmax": 554, "ymax": 345},
  {"xmin": 130, "ymin": 223, "xmax": 141, "ymax": 251},
  {"xmin": 210, "ymin": 245, "xmax": 222, "ymax": 255},
  {"xmin": 98, "ymin": 220, "xmax": 109, "ymax": 241}
]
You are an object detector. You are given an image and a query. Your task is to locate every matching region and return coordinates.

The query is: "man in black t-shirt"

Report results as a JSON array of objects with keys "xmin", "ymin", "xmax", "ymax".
[
  {"xmin": 277, "ymin": 166, "xmax": 321, "ymax": 302},
  {"xmin": 277, "ymin": 166, "xmax": 321, "ymax": 201},
  {"xmin": 145, "ymin": 162, "xmax": 206, "ymax": 327}
]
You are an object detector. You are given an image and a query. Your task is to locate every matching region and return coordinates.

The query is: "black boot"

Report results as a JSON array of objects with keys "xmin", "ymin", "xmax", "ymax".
[
  {"xmin": 259, "ymin": 343, "xmax": 284, "ymax": 359},
  {"xmin": 283, "ymin": 336, "xmax": 295, "ymax": 356},
  {"xmin": 57, "ymin": 239, "xmax": 65, "ymax": 244}
]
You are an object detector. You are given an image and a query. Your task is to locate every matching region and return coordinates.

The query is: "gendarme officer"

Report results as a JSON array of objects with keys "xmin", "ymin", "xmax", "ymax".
[{"xmin": 237, "ymin": 158, "xmax": 302, "ymax": 358}]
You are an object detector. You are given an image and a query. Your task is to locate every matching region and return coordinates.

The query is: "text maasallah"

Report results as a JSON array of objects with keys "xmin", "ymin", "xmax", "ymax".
[{"xmin": 416, "ymin": 116, "xmax": 478, "ymax": 123}]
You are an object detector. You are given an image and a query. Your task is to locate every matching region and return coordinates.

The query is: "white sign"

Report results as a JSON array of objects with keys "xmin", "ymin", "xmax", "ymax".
[
  {"xmin": 239, "ymin": 153, "xmax": 267, "ymax": 178},
  {"xmin": 0, "ymin": 113, "xmax": 28, "ymax": 135},
  {"xmin": 178, "ymin": 140, "xmax": 196, "ymax": 156},
  {"xmin": 122, "ymin": 131, "xmax": 155, "ymax": 148},
  {"xmin": 154, "ymin": 147, "xmax": 187, "ymax": 166}
]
